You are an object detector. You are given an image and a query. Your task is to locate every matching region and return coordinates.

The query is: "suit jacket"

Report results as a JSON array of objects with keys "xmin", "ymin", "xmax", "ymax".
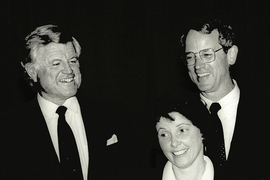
[
  {"xmin": 215, "ymin": 86, "xmax": 269, "ymax": 180},
  {"xmin": 202, "ymin": 81, "xmax": 269, "ymax": 180},
  {"xmin": 4, "ymin": 94, "xmax": 140, "ymax": 180}
]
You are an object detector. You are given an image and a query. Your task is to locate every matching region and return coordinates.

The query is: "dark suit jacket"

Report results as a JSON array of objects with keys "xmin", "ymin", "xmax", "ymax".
[
  {"xmin": 214, "ymin": 85, "xmax": 269, "ymax": 180},
  {"xmin": 202, "ymin": 82, "xmax": 269, "ymax": 180},
  {"xmin": 4, "ymin": 94, "xmax": 141, "ymax": 180}
]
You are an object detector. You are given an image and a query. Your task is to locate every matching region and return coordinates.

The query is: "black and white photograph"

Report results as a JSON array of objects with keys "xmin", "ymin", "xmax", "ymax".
[{"xmin": 1, "ymin": 0, "xmax": 269, "ymax": 179}]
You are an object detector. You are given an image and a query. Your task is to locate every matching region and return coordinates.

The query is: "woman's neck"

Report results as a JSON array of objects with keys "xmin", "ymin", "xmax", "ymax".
[{"xmin": 172, "ymin": 155, "xmax": 206, "ymax": 180}]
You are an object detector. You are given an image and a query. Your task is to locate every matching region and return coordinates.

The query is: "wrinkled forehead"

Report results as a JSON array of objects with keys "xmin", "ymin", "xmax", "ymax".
[
  {"xmin": 185, "ymin": 29, "xmax": 220, "ymax": 52},
  {"xmin": 35, "ymin": 42, "xmax": 77, "ymax": 62}
]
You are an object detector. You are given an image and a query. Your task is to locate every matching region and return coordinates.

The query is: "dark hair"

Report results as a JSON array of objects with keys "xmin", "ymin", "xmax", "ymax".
[
  {"xmin": 180, "ymin": 18, "xmax": 235, "ymax": 54},
  {"xmin": 156, "ymin": 99, "xmax": 210, "ymax": 135}
]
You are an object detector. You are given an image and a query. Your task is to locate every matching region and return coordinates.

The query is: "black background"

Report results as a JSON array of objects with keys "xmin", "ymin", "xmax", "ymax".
[{"xmin": 1, "ymin": 0, "xmax": 270, "ymax": 145}]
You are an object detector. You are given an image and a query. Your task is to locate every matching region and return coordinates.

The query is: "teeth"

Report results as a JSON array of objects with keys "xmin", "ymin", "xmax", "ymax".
[
  {"xmin": 173, "ymin": 149, "xmax": 188, "ymax": 156},
  {"xmin": 197, "ymin": 73, "xmax": 209, "ymax": 77},
  {"xmin": 60, "ymin": 78, "xmax": 73, "ymax": 83}
]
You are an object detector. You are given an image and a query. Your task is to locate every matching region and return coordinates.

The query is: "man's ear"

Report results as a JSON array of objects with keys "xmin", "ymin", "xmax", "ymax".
[
  {"xmin": 227, "ymin": 45, "xmax": 238, "ymax": 65},
  {"xmin": 22, "ymin": 62, "xmax": 38, "ymax": 82}
]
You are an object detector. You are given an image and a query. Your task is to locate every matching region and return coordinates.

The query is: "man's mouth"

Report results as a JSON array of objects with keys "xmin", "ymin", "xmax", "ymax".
[
  {"xmin": 197, "ymin": 72, "xmax": 210, "ymax": 78},
  {"xmin": 172, "ymin": 148, "xmax": 188, "ymax": 156},
  {"xmin": 59, "ymin": 78, "xmax": 74, "ymax": 83}
]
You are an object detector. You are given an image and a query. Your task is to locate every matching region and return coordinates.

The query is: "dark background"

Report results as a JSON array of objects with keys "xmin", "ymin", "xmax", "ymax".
[{"xmin": 1, "ymin": 0, "xmax": 270, "ymax": 153}]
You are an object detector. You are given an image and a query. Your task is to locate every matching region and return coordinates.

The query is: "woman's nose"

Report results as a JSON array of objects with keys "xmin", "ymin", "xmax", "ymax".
[{"xmin": 171, "ymin": 136, "xmax": 181, "ymax": 148}]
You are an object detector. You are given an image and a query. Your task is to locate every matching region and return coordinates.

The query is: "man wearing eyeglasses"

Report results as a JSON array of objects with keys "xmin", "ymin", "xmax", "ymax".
[{"xmin": 180, "ymin": 18, "xmax": 268, "ymax": 180}]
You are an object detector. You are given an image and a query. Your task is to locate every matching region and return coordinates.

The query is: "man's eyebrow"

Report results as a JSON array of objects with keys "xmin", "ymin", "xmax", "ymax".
[
  {"xmin": 176, "ymin": 123, "xmax": 191, "ymax": 127},
  {"xmin": 67, "ymin": 56, "xmax": 79, "ymax": 60}
]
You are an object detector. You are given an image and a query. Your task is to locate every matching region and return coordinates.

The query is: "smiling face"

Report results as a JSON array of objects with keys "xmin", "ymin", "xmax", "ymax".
[
  {"xmin": 156, "ymin": 112, "xmax": 204, "ymax": 169},
  {"xmin": 185, "ymin": 29, "xmax": 235, "ymax": 100},
  {"xmin": 26, "ymin": 42, "xmax": 81, "ymax": 105}
]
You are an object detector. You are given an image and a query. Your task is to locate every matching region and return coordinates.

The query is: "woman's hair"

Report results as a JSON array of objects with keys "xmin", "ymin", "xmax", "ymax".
[{"xmin": 156, "ymin": 99, "xmax": 210, "ymax": 135}]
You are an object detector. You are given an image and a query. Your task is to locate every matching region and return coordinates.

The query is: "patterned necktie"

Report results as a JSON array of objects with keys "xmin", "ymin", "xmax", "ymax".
[
  {"xmin": 56, "ymin": 106, "xmax": 83, "ymax": 180},
  {"xmin": 209, "ymin": 103, "xmax": 226, "ymax": 167}
]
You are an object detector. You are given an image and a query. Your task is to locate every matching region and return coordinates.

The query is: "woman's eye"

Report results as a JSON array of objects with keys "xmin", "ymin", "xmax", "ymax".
[
  {"xmin": 161, "ymin": 133, "xmax": 167, "ymax": 137},
  {"xmin": 180, "ymin": 128, "xmax": 189, "ymax": 133},
  {"xmin": 159, "ymin": 132, "xmax": 170, "ymax": 138}
]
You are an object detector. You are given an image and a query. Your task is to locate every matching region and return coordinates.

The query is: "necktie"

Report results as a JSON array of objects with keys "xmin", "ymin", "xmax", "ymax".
[
  {"xmin": 57, "ymin": 106, "xmax": 83, "ymax": 180},
  {"xmin": 209, "ymin": 103, "xmax": 226, "ymax": 167}
]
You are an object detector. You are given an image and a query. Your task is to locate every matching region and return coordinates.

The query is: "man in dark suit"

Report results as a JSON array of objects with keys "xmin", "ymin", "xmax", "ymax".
[
  {"xmin": 179, "ymin": 18, "xmax": 268, "ymax": 179},
  {"xmin": 6, "ymin": 24, "xmax": 137, "ymax": 180}
]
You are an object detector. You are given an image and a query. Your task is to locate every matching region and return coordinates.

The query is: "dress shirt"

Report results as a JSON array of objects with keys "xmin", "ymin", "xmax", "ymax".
[
  {"xmin": 200, "ymin": 80, "xmax": 240, "ymax": 159},
  {"xmin": 37, "ymin": 93, "xmax": 89, "ymax": 180},
  {"xmin": 162, "ymin": 156, "xmax": 214, "ymax": 180}
]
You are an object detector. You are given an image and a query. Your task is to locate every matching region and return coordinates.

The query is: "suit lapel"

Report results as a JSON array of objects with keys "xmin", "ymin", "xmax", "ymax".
[
  {"xmin": 223, "ymin": 86, "xmax": 267, "ymax": 179},
  {"xmin": 28, "ymin": 98, "xmax": 59, "ymax": 163}
]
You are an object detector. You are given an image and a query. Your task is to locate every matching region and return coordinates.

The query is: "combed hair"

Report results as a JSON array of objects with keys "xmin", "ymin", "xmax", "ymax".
[
  {"xmin": 23, "ymin": 24, "xmax": 81, "ymax": 65},
  {"xmin": 21, "ymin": 25, "xmax": 81, "ymax": 90},
  {"xmin": 180, "ymin": 18, "xmax": 235, "ymax": 54}
]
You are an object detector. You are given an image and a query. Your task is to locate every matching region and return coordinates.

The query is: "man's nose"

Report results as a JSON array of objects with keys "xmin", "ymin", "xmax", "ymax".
[
  {"xmin": 62, "ymin": 62, "xmax": 73, "ymax": 74},
  {"xmin": 195, "ymin": 55, "xmax": 206, "ymax": 69}
]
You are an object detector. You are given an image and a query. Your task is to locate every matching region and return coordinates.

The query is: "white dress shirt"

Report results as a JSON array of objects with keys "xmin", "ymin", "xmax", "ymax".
[
  {"xmin": 162, "ymin": 156, "xmax": 214, "ymax": 180},
  {"xmin": 200, "ymin": 80, "xmax": 240, "ymax": 159},
  {"xmin": 37, "ymin": 93, "xmax": 89, "ymax": 180}
]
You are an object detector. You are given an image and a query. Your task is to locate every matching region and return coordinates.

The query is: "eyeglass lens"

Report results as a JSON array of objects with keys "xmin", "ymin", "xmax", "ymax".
[{"xmin": 186, "ymin": 49, "xmax": 215, "ymax": 65}]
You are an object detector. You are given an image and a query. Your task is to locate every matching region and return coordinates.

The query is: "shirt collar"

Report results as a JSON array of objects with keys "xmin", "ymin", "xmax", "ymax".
[
  {"xmin": 37, "ymin": 93, "xmax": 59, "ymax": 122},
  {"xmin": 63, "ymin": 96, "xmax": 80, "ymax": 114},
  {"xmin": 162, "ymin": 156, "xmax": 214, "ymax": 180},
  {"xmin": 37, "ymin": 93, "xmax": 80, "ymax": 123},
  {"xmin": 200, "ymin": 79, "xmax": 240, "ymax": 111},
  {"xmin": 162, "ymin": 160, "xmax": 176, "ymax": 180}
]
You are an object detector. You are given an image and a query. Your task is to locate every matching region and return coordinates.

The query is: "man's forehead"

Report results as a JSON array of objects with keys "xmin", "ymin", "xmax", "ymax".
[
  {"xmin": 43, "ymin": 42, "xmax": 75, "ymax": 53},
  {"xmin": 185, "ymin": 29, "xmax": 220, "ymax": 52},
  {"xmin": 36, "ymin": 42, "xmax": 76, "ymax": 60}
]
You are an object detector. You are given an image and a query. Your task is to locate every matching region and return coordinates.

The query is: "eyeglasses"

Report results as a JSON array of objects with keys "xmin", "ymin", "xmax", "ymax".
[{"xmin": 185, "ymin": 48, "xmax": 223, "ymax": 66}]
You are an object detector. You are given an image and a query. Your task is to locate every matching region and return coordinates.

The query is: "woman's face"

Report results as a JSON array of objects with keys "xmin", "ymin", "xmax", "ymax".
[{"xmin": 156, "ymin": 112, "xmax": 204, "ymax": 169}]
